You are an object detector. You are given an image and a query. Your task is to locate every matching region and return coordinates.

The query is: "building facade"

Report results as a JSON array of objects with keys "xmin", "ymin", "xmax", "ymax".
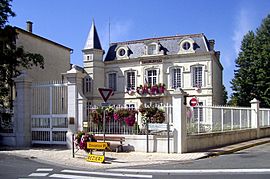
[
  {"xmin": 83, "ymin": 22, "xmax": 223, "ymax": 123},
  {"xmin": 15, "ymin": 21, "xmax": 72, "ymax": 82}
]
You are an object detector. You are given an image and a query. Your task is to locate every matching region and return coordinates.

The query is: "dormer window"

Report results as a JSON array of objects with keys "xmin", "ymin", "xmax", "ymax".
[
  {"xmin": 116, "ymin": 46, "xmax": 129, "ymax": 59},
  {"xmin": 178, "ymin": 38, "xmax": 195, "ymax": 54},
  {"xmin": 148, "ymin": 44, "xmax": 157, "ymax": 55},
  {"xmin": 144, "ymin": 42, "xmax": 164, "ymax": 56}
]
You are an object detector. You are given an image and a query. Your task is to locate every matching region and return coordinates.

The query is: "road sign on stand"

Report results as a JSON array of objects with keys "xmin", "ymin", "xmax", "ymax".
[
  {"xmin": 189, "ymin": 97, "xmax": 198, "ymax": 107},
  {"xmin": 98, "ymin": 88, "xmax": 113, "ymax": 102}
]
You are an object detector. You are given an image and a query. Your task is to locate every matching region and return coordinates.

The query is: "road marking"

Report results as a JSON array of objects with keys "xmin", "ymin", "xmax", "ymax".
[
  {"xmin": 107, "ymin": 168, "xmax": 270, "ymax": 174},
  {"xmin": 50, "ymin": 174, "xmax": 115, "ymax": 179},
  {"xmin": 29, "ymin": 172, "xmax": 50, "ymax": 176},
  {"xmin": 59, "ymin": 169, "xmax": 152, "ymax": 178},
  {"xmin": 36, "ymin": 168, "xmax": 53, "ymax": 172}
]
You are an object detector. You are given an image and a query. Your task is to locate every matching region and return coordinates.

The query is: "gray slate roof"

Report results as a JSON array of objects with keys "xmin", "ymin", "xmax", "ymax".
[
  {"xmin": 104, "ymin": 34, "xmax": 210, "ymax": 61},
  {"xmin": 84, "ymin": 21, "xmax": 102, "ymax": 50}
]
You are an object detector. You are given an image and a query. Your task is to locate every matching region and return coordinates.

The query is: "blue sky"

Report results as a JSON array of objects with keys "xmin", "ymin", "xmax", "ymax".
[{"xmin": 8, "ymin": 0, "xmax": 270, "ymax": 97}]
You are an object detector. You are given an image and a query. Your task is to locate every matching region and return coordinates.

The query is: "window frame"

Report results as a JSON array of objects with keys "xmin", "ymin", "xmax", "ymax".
[
  {"xmin": 145, "ymin": 69, "xmax": 159, "ymax": 86},
  {"xmin": 108, "ymin": 72, "xmax": 117, "ymax": 91},
  {"xmin": 84, "ymin": 75, "xmax": 92, "ymax": 93},
  {"xmin": 126, "ymin": 70, "xmax": 136, "ymax": 91},
  {"xmin": 170, "ymin": 67, "xmax": 183, "ymax": 89},
  {"xmin": 191, "ymin": 65, "xmax": 204, "ymax": 88}
]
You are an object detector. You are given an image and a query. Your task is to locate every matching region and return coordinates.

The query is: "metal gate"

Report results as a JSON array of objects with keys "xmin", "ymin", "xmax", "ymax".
[{"xmin": 31, "ymin": 81, "xmax": 68, "ymax": 144}]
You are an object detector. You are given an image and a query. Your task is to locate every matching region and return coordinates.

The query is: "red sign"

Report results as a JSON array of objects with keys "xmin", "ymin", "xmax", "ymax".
[
  {"xmin": 98, "ymin": 88, "xmax": 113, "ymax": 102},
  {"xmin": 189, "ymin": 98, "xmax": 198, "ymax": 107}
]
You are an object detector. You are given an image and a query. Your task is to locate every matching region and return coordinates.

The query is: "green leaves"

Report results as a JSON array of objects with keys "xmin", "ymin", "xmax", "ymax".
[
  {"xmin": 0, "ymin": 1, "xmax": 44, "ymax": 109},
  {"xmin": 230, "ymin": 14, "xmax": 270, "ymax": 107}
]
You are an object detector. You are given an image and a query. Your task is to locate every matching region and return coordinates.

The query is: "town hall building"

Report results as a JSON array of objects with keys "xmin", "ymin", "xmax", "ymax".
[{"xmin": 82, "ymin": 21, "xmax": 224, "ymax": 118}]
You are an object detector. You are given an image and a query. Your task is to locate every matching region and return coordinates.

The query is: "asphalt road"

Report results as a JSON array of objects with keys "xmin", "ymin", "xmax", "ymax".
[{"xmin": 0, "ymin": 143, "xmax": 270, "ymax": 179}]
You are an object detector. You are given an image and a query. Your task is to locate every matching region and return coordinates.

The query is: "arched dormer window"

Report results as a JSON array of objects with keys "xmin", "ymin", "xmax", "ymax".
[{"xmin": 178, "ymin": 38, "xmax": 195, "ymax": 54}]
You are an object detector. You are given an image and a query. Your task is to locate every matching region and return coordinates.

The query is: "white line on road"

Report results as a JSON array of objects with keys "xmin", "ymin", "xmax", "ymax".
[
  {"xmin": 107, "ymin": 168, "xmax": 270, "ymax": 174},
  {"xmin": 49, "ymin": 174, "xmax": 115, "ymax": 179},
  {"xmin": 59, "ymin": 169, "xmax": 152, "ymax": 178},
  {"xmin": 36, "ymin": 168, "xmax": 53, "ymax": 172},
  {"xmin": 28, "ymin": 172, "xmax": 50, "ymax": 176}
]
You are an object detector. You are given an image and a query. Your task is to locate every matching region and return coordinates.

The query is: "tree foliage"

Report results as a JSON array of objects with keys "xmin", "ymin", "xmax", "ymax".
[
  {"xmin": 0, "ymin": 0, "xmax": 44, "ymax": 109},
  {"xmin": 230, "ymin": 14, "xmax": 270, "ymax": 107}
]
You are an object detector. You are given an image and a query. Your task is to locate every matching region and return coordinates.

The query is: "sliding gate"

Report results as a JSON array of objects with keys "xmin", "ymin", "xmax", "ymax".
[{"xmin": 31, "ymin": 81, "xmax": 68, "ymax": 144}]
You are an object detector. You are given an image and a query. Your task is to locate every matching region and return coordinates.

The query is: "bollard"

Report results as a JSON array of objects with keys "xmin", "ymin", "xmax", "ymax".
[{"xmin": 72, "ymin": 133, "xmax": 75, "ymax": 158}]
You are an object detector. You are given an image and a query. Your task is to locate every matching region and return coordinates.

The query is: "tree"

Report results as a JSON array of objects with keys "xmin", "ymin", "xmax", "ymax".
[
  {"xmin": 0, "ymin": 0, "xmax": 44, "ymax": 109},
  {"xmin": 222, "ymin": 85, "xmax": 228, "ymax": 105},
  {"xmin": 230, "ymin": 14, "xmax": 270, "ymax": 107}
]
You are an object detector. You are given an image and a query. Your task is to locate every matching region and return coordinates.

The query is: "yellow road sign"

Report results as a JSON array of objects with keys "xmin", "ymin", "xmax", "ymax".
[
  {"xmin": 87, "ymin": 142, "xmax": 109, "ymax": 150},
  {"xmin": 86, "ymin": 154, "xmax": 105, "ymax": 163}
]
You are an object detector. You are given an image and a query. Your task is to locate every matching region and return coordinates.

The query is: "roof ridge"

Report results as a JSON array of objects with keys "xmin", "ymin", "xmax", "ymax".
[{"xmin": 110, "ymin": 33, "xmax": 204, "ymax": 45}]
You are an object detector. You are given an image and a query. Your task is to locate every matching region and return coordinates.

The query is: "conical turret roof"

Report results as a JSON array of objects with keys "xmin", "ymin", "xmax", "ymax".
[{"xmin": 84, "ymin": 20, "xmax": 102, "ymax": 50}]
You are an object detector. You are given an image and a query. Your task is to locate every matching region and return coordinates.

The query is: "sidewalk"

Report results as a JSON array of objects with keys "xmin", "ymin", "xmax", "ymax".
[{"xmin": 1, "ymin": 137, "xmax": 270, "ymax": 170}]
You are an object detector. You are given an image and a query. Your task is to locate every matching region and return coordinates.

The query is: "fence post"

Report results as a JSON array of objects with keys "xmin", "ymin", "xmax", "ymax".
[
  {"xmin": 172, "ymin": 94, "xmax": 187, "ymax": 153},
  {"xmin": 250, "ymin": 98, "xmax": 260, "ymax": 138},
  {"xmin": 63, "ymin": 65, "xmax": 87, "ymax": 148},
  {"xmin": 13, "ymin": 71, "xmax": 32, "ymax": 147}
]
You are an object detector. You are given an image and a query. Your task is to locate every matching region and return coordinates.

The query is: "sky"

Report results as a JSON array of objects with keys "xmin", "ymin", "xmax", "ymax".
[{"xmin": 8, "ymin": 0, "xmax": 270, "ymax": 97}]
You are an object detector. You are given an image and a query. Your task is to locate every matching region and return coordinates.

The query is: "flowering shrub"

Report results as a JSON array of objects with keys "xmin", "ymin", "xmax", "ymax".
[
  {"xmin": 139, "ymin": 105, "xmax": 165, "ymax": 123},
  {"xmin": 75, "ymin": 131, "xmax": 97, "ymax": 152},
  {"xmin": 136, "ymin": 83, "xmax": 166, "ymax": 95},
  {"xmin": 89, "ymin": 106, "xmax": 114, "ymax": 125},
  {"xmin": 114, "ymin": 108, "xmax": 138, "ymax": 126}
]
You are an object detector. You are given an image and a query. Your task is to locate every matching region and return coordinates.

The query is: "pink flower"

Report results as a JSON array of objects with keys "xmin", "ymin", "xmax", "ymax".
[{"xmin": 113, "ymin": 113, "xmax": 119, "ymax": 121}]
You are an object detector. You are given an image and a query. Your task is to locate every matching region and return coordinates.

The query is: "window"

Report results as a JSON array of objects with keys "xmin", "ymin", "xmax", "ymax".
[
  {"xmin": 126, "ymin": 104, "xmax": 135, "ymax": 110},
  {"xmin": 84, "ymin": 76, "xmax": 91, "ymax": 93},
  {"xmin": 148, "ymin": 44, "xmax": 157, "ymax": 55},
  {"xmin": 108, "ymin": 73, "xmax": 117, "ymax": 91},
  {"xmin": 116, "ymin": 46, "xmax": 129, "ymax": 59},
  {"xmin": 126, "ymin": 71, "xmax": 135, "ymax": 90},
  {"xmin": 193, "ymin": 102, "xmax": 203, "ymax": 122},
  {"xmin": 182, "ymin": 42, "xmax": 191, "ymax": 50},
  {"xmin": 146, "ymin": 69, "xmax": 158, "ymax": 86},
  {"xmin": 192, "ymin": 66, "xmax": 203, "ymax": 87},
  {"xmin": 171, "ymin": 68, "xmax": 182, "ymax": 89}
]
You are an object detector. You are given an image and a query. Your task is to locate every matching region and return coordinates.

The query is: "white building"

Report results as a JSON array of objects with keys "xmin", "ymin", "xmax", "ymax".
[{"xmin": 83, "ymin": 21, "xmax": 223, "ymax": 122}]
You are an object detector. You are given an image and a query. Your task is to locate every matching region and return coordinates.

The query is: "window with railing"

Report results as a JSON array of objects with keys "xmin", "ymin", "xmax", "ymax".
[
  {"xmin": 146, "ymin": 69, "xmax": 158, "ymax": 86},
  {"xmin": 126, "ymin": 71, "xmax": 136, "ymax": 90}
]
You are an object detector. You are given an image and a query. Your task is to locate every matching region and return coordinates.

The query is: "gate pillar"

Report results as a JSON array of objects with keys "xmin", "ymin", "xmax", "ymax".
[
  {"xmin": 172, "ymin": 93, "xmax": 187, "ymax": 153},
  {"xmin": 64, "ymin": 65, "xmax": 87, "ymax": 148},
  {"xmin": 13, "ymin": 71, "xmax": 32, "ymax": 147}
]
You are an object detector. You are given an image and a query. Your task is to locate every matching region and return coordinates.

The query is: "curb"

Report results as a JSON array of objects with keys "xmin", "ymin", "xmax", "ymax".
[{"xmin": 207, "ymin": 139, "xmax": 270, "ymax": 157}]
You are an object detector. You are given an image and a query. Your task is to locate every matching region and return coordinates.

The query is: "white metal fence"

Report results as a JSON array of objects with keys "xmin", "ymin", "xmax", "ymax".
[
  {"xmin": 85, "ymin": 104, "xmax": 173, "ymax": 135},
  {"xmin": 187, "ymin": 105, "xmax": 253, "ymax": 134},
  {"xmin": 259, "ymin": 108, "xmax": 270, "ymax": 127},
  {"xmin": 31, "ymin": 81, "xmax": 68, "ymax": 144}
]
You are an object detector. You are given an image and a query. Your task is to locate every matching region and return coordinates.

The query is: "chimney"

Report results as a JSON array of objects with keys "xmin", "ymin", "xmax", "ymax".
[
  {"xmin": 209, "ymin": 39, "xmax": 215, "ymax": 51},
  {"xmin": 26, "ymin": 21, "xmax": 33, "ymax": 33}
]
